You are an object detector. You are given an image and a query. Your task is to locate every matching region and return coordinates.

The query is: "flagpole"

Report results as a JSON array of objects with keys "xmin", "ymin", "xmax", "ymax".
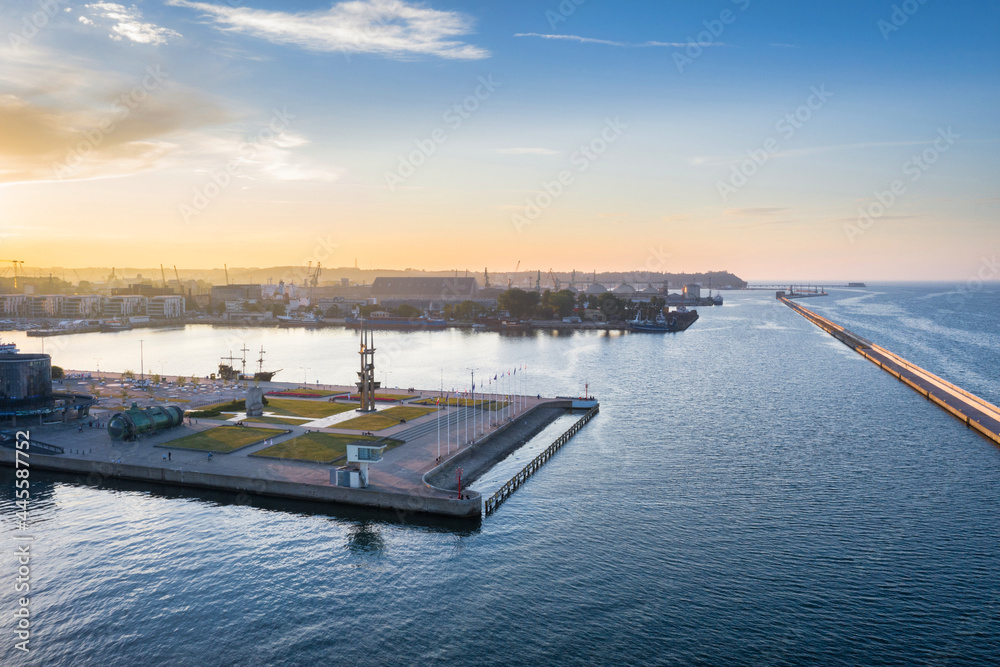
[{"xmin": 436, "ymin": 397, "xmax": 440, "ymax": 460}]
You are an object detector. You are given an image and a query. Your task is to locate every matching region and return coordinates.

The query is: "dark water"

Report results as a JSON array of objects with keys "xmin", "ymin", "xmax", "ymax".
[{"xmin": 3, "ymin": 286, "xmax": 1000, "ymax": 665}]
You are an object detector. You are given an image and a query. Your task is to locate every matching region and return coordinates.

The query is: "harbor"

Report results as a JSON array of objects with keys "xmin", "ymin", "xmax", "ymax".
[{"xmin": 0, "ymin": 322, "xmax": 600, "ymax": 518}]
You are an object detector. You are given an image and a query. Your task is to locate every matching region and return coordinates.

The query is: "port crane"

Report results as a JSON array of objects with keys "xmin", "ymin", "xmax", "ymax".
[
  {"xmin": 160, "ymin": 264, "xmax": 168, "ymax": 289},
  {"xmin": 0, "ymin": 260, "xmax": 24, "ymax": 289},
  {"xmin": 224, "ymin": 264, "xmax": 230, "ymax": 285},
  {"xmin": 548, "ymin": 269, "xmax": 560, "ymax": 291},
  {"xmin": 309, "ymin": 261, "xmax": 321, "ymax": 287},
  {"xmin": 508, "ymin": 260, "xmax": 520, "ymax": 289}
]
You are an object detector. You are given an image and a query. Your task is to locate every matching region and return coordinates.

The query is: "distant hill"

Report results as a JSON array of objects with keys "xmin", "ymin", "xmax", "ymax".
[{"xmin": 2, "ymin": 266, "xmax": 746, "ymax": 290}]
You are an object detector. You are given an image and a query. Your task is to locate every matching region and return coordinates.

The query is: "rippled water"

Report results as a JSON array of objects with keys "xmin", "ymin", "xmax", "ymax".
[{"xmin": 3, "ymin": 286, "xmax": 1000, "ymax": 665}]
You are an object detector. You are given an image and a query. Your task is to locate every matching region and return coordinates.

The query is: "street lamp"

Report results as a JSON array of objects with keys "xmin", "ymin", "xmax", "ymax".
[{"xmin": 301, "ymin": 367, "xmax": 310, "ymax": 384}]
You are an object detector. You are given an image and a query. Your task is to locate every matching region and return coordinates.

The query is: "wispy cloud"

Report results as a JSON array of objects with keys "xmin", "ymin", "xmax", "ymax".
[
  {"xmin": 81, "ymin": 2, "xmax": 182, "ymax": 45},
  {"xmin": 168, "ymin": 0, "xmax": 488, "ymax": 60},
  {"xmin": 496, "ymin": 147, "xmax": 558, "ymax": 155},
  {"xmin": 514, "ymin": 33, "xmax": 724, "ymax": 48},
  {"xmin": 725, "ymin": 207, "xmax": 790, "ymax": 217},
  {"xmin": 692, "ymin": 140, "xmax": 939, "ymax": 167}
]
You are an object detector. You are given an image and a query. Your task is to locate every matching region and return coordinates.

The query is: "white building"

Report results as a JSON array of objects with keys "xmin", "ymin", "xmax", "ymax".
[
  {"xmin": 61, "ymin": 295, "xmax": 104, "ymax": 319},
  {"xmin": 103, "ymin": 295, "xmax": 147, "ymax": 318},
  {"xmin": 147, "ymin": 295, "xmax": 185, "ymax": 319},
  {"xmin": 0, "ymin": 295, "xmax": 27, "ymax": 317}
]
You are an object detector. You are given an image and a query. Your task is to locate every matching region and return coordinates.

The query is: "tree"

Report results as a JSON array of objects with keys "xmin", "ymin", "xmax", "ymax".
[
  {"xmin": 497, "ymin": 289, "xmax": 540, "ymax": 319},
  {"xmin": 122, "ymin": 369, "xmax": 135, "ymax": 380},
  {"xmin": 549, "ymin": 290, "xmax": 576, "ymax": 318},
  {"xmin": 453, "ymin": 300, "xmax": 482, "ymax": 321},
  {"xmin": 177, "ymin": 376, "xmax": 186, "ymax": 386},
  {"xmin": 395, "ymin": 304, "xmax": 422, "ymax": 317},
  {"xmin": 324, "ymin": 304, "xmax": 340, "ymax": 317},
  {"xmin": 51, "ymin": 365, "xmax": 65, "ymax": 380},
  {"xmin": 596, "ymin": 293, "xmax": 626, "ymax": 321},
  {"xmin": 151, "ymin": 373, "xmax": 161, "ymax": 385}
]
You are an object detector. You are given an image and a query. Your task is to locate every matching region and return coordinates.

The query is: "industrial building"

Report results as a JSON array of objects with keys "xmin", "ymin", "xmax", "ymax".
[
  {"xmin": 370, "ymin": 277, "xmax": 482, "ymax": 310},
  {"xmin": 0, "ymin": 351, "xmax": 95, "ymax": 426},
  {"xmin": 210, "ymin": 284, "xmax": 263, "ymax": 307}
]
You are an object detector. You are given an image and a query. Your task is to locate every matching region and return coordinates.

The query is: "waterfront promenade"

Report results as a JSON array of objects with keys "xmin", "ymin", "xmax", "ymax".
[{"xmin": 0, "ymin": 373, "xmax": 593, "ymax": 518}]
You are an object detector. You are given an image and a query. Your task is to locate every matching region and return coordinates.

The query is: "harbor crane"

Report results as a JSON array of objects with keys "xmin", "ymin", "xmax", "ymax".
[
  {"xmin": 160, "ymin": 264, "xmax": 168, "ymax": 288},
  {"xmin": 548, "ymin": 269, "xmax": 560, "ymax": 291},
  {"xmin": 508, "ymin": 260, "xmax": 520, "ymax": 289},
  {"xmin": 0, "ymin": 260, "xmax": 24, "ymax": 289},
  {"xmin": 224, "ymin": 264, "xmax": 230, "ymax": 285},
  {"xmin": 309, "ymin": 261, "xmax": 321, "ymax": 287}
]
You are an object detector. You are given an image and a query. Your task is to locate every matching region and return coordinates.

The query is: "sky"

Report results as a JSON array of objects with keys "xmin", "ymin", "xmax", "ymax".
[{"xmin": 0, "ymin": 0, "xmax": 997, "ymax": 281}]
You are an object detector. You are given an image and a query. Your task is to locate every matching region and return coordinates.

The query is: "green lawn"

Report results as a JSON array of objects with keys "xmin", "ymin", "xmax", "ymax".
[
  {"xmin": 349, "ymin": 393, "xmax": 418, "ymax": 401},
  {"xmin": 253, "ymin": 433, "xmax": 402, "ymax": 463},
  {"xmin": 336, "ymin": 405, "xmax": 437, "ymax": 431},
  {"xmin": 265, "ymin": 398, "xmax": 356, "ymax": 419},
  {"xmin": 268, "ymin": 387, "xmax": 342, "ymax": 397},
  {"xmin": 246, "ymin": 415, "xmax": 311, "ymax": 426},
  {"xmin": 165, "ymin": 426, "xmax": 276, "ymax": 453},
  {"xmin": 413, "ymin": 396, "xmax": 486, "ymax": 406}
]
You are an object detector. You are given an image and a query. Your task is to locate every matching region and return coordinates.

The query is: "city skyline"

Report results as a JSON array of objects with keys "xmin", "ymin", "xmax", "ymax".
[{"xmin": 1, "ymin": 0, "xmax": 997, "ymax": 280}]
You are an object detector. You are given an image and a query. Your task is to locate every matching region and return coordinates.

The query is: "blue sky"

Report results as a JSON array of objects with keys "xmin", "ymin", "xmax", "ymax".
[{"xmin": 1, "ymin": 0, "xmax": 998, "ymax": 280}]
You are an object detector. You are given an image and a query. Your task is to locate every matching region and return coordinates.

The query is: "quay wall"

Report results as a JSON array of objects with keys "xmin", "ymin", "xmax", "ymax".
[{"xmin": 0, "ymin": 449, "xmax": 482, "ymax": 518}]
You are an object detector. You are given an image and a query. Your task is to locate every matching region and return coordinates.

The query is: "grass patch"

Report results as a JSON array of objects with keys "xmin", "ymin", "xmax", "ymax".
[
  {"xmin": 187, "ymin": 398, "xmax": 246, "ymax": 418},
  {"xmin": 246, "ymin": 415, "xmax": 311, "ymax": 426},
  {"xmin": 267, "ymin": 387, "xmax": 341, "ymax": 397},
  {"xmin": 413, "ymin": 397, "xmax": 486, "ymax": 406},
  {"xmin": 266, "ymin": 398, "xmax": 355, "ymax": 419},
  {"xmin": 166, "ymin": 425, "xmax": 276, "ymax": 453},
  {"xmin": 336, "ymin": 405, "xmax": 437, "ymax": 432},
  {"xmin": 348, "ymin": 393, "xmax": 418, "ymax": 401},
  {"xmin": 254, "ymin": 432, "xmax": 402, "ymax": 463}
]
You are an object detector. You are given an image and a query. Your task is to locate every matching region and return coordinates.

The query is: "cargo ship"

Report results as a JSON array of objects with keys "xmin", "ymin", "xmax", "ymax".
[
  {"xmin": 344, "ymin": 316, "xmax": 447, "ymax": 330},
  {"xmin": 628, "ymin": 307, "xmax": 699, "ymax": 333}
]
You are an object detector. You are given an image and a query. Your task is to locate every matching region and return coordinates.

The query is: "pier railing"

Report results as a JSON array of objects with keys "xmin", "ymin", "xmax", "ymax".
[{"xmin": 483, "ymin": 405, "xmax": 599, "ymax": 517}]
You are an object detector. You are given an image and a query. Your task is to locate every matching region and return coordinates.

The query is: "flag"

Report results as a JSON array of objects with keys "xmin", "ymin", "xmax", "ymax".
[{"xmin": 494, "ymin": 374, "xmax": 497, "ymax": 381}]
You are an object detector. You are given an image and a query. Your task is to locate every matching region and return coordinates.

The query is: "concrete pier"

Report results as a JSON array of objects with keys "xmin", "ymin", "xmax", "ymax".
[
  {"xmin": 782, "ymin": 296, "xmax": 1000, "ymax": 447},
  {"xmin": 0, "ymin": 379, "xmax": 596, "ymax": 518}
]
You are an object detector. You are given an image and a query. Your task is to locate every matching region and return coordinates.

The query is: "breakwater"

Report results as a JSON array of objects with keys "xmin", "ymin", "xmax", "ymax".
[{"xmin": 782, "ymin": 296, "xmax": 1000, "ymax": 447}]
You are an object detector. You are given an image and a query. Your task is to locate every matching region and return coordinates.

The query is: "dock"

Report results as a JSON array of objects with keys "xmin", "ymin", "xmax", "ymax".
[{"xmin": 781, "ymin": 296, "xmax": 1000, "ymax": 447}]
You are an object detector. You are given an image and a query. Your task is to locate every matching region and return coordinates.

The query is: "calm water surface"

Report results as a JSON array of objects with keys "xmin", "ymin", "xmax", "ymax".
[{"xmin": 2, "ymin": 286, "xmax": 999, "ymax": 665}]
